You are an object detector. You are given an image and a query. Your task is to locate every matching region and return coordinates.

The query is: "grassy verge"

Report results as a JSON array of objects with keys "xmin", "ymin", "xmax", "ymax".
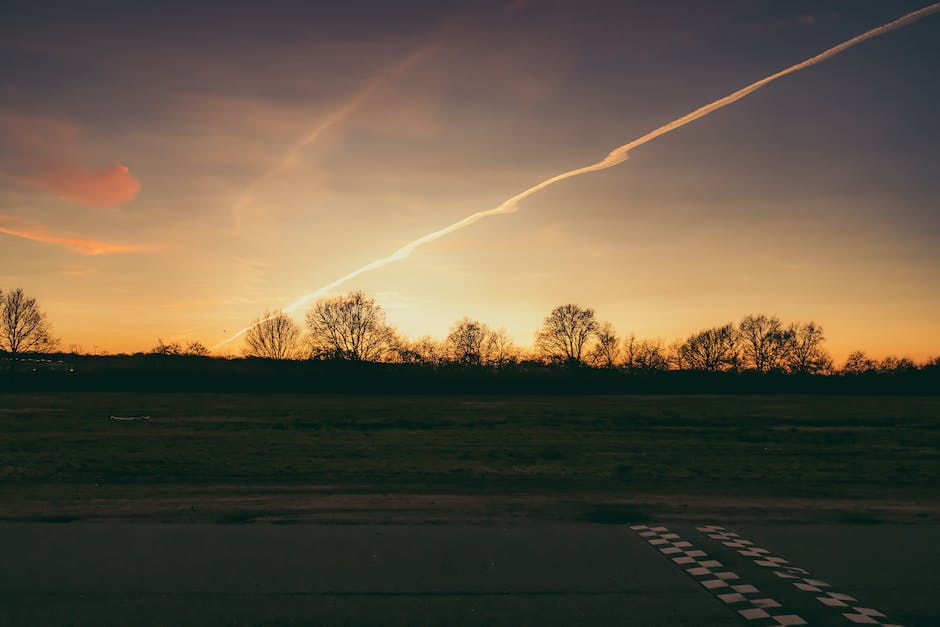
[{"xmin": 2, "ymin": 394, "xmax": 939, "ymax": 499}]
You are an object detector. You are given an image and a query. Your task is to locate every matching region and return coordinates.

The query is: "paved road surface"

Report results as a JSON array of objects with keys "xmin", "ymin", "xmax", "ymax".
[{"xmin": 1, "ymin": 523, "xmax": 937, "ymax": 626}]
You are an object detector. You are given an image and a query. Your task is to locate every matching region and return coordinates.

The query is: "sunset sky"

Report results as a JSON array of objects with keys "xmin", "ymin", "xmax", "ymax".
[{"xmin": 1, "ymin": 0, "xmax": 938, "ymax": 360}]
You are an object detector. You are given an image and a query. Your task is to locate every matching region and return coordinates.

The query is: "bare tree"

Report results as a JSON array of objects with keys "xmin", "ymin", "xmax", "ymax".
[
  {"xmin": 306, "ymin": 291, "xmax": 395, "ymax": 361},
  {"xmin": 634, "ymin": 338, "xmax": 669, "ymax": 371},
  {"xmin": 482, "ymin": 327, "xmax": 518, "ymax": 367},
  {"xmin": 590, "ymin": 322, "xmax": 620, "ymax": 368},
  {"xmin": 876, "ymin": 355, "xmax": 917, "ymax": 373},
  {"xmin": 534, "ymin": 304, "xmax": 597, "ymax": 365},
  {"xmin": 446, "ymin": 317, "xmax": 489, "ymax": 365},
  {"xmin": 396, "ymin": 335, "xmax": 445, "ymax": 365},
  {"xmin": 0, "ymin": 288, "xmax": 57, "ymax": 358},
  {"xmin": 151, "ymin": 339, "xmax": 211, "ymax": 357},
  {"xmin": 244, "ymin": 310, "xmax": 302, "ymax": 360},
  {"xmin": 842, "ymin": 350, "xmax": 875, "ymax": 374},
  {"xmin": 738, "ymin": 314, "xmax": 793, "ymax": 373},
  {"xmin": 676, "ymin": 323, "xmax": 739, "ymax": 372},
  {"xmin": 151, "ymin": 339, "xmax": 182, "ymax": 355},
  {"xmin": 622, "ymin": 333, "xmax": 639, "ymax": 369},
  {"xmin": 668, "ymin": 339, "xmax": 686, "ymax": 370},
  {"xmin": 185, "ymin": 341, "xmax": 211, "ymax": 357},
  {"xmin": 786, "ymin": 322, "xmax": 831, "ymax": 374}
]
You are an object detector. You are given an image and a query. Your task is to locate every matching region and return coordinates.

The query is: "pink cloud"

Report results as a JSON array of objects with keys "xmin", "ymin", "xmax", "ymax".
[
  {"xmin": 31, "ymin": 162, "xmax": 141, "ymax": 208},
  {"xmin": 0, "ymin": 110, "xmax": 140, "ymax": 208},
  {"xmin": 0, "ymin": 213, "xmax": 145, "ymax": 255}
]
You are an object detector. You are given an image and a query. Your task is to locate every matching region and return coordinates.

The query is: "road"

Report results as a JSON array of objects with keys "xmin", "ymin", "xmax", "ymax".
[{"xmin": 1, "ymin": 522, "xmax": 938, "ymax": 626}]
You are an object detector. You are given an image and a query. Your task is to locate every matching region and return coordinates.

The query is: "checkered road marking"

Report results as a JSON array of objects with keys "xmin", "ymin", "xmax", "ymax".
[
  {"xmin": 631, "ymin": 525, "xmax": 806, "ymax": 626},
  {"xmin": 698, "ymin": 525, "xmax": 903, "ymax": 627}
]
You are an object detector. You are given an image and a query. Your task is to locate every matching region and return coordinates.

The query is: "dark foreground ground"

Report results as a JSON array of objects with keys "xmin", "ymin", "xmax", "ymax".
[
  {"xmin": 3, "ymin": 394, "xmax": 940, "ymax": 494},
  {"xmin": 2, "ymin": 522, "xmax": 938, "ymax": 626},
  {"xmin": 1, "ymin": 394, "xmax": 939, "ymax": 625}
]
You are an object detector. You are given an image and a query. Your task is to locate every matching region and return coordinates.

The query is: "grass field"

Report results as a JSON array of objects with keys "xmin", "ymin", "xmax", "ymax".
[{"xmin": 2, "ymin": 394, "xmax": 939, "ymax": 499}]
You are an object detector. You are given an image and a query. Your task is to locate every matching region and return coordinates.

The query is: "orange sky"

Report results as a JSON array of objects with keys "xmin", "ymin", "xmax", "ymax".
[{"xmin": 1, "ymin": 1, "xmax": 938, "ymax": 362}]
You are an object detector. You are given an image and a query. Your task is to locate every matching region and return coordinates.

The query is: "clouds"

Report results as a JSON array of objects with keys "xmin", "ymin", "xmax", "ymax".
[
  {"xmin": 0, "ymin": 110, "xmax": 141, "ymax": 208},
  {"xmin": 0, "ymin": 110, "xmax": 142, "ymax": 253},
  {"xmin": 0, "ymin": 213, "xmax": 142, "ymax": 255},
  {"xmin": 26, "ymin": 162, "xmax": 140, "ymax": 209},
  {"xmin": 230, "ymin": 43, "xmax": 436, "ymax": 229},
  {"xmin": 213, "ymin": 1, "xmax": 940, "ymax": 350},
  {"xmin": 1, "ymin": 1, "xmax": 938, "ymax": 356}
]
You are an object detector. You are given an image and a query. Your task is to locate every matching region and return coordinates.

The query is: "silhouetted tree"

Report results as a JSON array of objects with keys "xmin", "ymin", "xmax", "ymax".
[
  {"xmin": 590, "ymin": 322, "xmax": 620, "ymax": 368},
  {"xmin": 738, "ymin": 314, "xmax": 793, "ymax": 373},
  {"xmin": 634, "ymin": 338, "xmax": 669, "ymax": 371},
  {"xmin": 396, "ymin": 335, "xmax": 445, "ymax": 365},
  {"xmin": 842, "ymin": 350, "xmax": 875, "ymax": 374},
  {"xmin": 482, "ymin": 327, "xmax": 518, "ymax": 367},
  {"xmin": 622, "ymin": 335, "xmax": 669, "ymax": 371},
  {"xmin": 0, "ymin": 288, "xmax": 57, "ymax": 359},
  {"xmin": 151, "ymin": 339, "xmax": 182, "ymax": 356},
  {"xmin": 535, "ymin": 304, "xmax": 597, "ymax": 365},
  {"xmin": 244, "ymin": 310, "xmax": 302, "ymax": 360},
  {"xmin": 306, "ymin": 291, "xmax": 395, "ymax": 361},
  {"xmin": 185, "ymin": 341, "xmax": 211, "ymax": 357},
  {"xmin": 786, "ymin": 322, "xmax": 831, "ymax": 374},
  {"xmin": 876, "ymin": 355, "xmax": 917, "ymax": 373},
  {"xmin": 151, "ymin": 339, "xmax": 211, "ymax": 357},
  {"xmin": 667, "ymin": 339, "xmax": 686, "ymax": 370},
  {"xmin": 677, "ymin": 323, "xmax": 738, "ymax": 372},
  {"xmin": 622, "ymin": 333, "xmax": 639, "ymax": 369},
  {"xmin": 446, "ymin": 317, "xmax": 489, "ymax": 365}
]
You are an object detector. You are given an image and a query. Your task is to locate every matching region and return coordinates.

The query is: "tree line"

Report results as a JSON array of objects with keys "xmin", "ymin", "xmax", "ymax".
[
  {"xmin": 2, "ymin": 286, "xmax": 937, "ymax": 375},
  {"xmin": 190, "ymin": 290, "xmax": 930, "ymax": 374}
]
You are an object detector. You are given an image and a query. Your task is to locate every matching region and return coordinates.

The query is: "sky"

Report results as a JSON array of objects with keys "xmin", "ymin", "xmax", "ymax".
[{"xmin": 1, "ymin": 0, "xmax": 938, "ymax": 361}]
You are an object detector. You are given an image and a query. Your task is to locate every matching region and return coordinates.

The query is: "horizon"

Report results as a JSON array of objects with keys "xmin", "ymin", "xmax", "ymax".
[
  {"xmin": 2, "ymin": 1, "xmax": 939, "ymax": 361},
  {"xmin": 2, "ymin": 288, "xmax": 935, "ymax": 367}
]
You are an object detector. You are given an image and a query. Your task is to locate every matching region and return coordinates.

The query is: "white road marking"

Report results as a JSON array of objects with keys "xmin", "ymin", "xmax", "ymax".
[
  {"xmin": 698, "ymin": 526, "xmax": 904, "ymax": 627},
  {"xmin": 631, "ymin": 525, "xmax": 806, "ymax": 626}
]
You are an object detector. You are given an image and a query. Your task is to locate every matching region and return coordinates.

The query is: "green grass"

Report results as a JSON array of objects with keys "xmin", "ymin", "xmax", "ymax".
[{"xmin": 2, "ymin": 394, "xmax": 939, "ymax": 496}]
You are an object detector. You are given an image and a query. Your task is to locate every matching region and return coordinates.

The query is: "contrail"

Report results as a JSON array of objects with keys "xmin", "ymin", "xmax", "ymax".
[
  {"xmin": 232, "ymin": 45, "xmax": 436, "ymax": 229},
  {"xmin": 214, "ymin": 2, "xmax": 940, "ymax": 350}
]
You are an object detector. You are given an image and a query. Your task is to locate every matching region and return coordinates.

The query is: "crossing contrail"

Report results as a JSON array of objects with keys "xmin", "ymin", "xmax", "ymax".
[
  {"xmin": 231, "ymin": 44, "xmax": 436, "ymax": 229},
  {"xmin": 214, "ymin": 2, "xmax": 940, "ymax": 350}
]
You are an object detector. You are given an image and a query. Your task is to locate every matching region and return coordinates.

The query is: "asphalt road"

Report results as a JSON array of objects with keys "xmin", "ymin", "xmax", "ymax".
[{"xmin": 1, "ymin": 522, "xmax": 937, "ymax": 626}]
